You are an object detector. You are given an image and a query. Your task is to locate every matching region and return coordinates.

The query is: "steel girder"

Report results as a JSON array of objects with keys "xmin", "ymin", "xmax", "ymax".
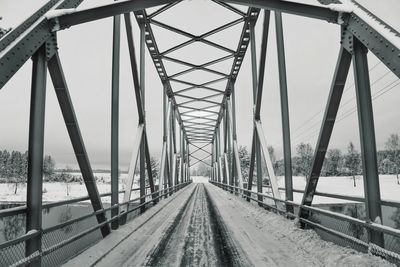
[
  {"xmin": 319, "ymin": 0, "xmax": 400, "ymax": 79},
  {"xmin": 220, "ymin": 0, "xmax": 339, "ymax": 22},
  {"xmin": 26, "ymin": 45, "xmax": 47, "ymax": 266},
  {"xmin": 0, "ymin": 0, "xmax": 84, "ymax": 90}
]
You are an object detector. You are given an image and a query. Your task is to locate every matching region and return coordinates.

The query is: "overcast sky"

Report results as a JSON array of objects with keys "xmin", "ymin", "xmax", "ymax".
[{"xmin": 1, "ymin": 0, "xmax": 400, "ymax": 170}]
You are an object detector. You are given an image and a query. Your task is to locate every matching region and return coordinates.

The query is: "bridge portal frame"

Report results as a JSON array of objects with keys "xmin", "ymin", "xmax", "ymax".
[{"xmin": 1, "ymin": 0, "xmax": 400, "ymax": 264}]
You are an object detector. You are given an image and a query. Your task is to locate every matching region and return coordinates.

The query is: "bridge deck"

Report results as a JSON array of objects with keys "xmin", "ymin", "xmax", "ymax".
[{"xmin": 64, "ymin": 182, "xmax": 391, "ymax": 267}]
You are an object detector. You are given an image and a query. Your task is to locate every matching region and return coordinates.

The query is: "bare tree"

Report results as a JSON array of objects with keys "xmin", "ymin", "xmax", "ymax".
[
  {"xmin": 345, "ymin": 142, "xmax": 361, "ymax": 187},
  {"xmin": 296, "ymin": 143, "xmax": 313, "ymax": 179},
  {"xmin": 325, "ymin": 149, "xmax": 342, "ymax": 176},
  {"xmin": 385, "ymin": 133, "xmax": 400, "ymax": 184}
]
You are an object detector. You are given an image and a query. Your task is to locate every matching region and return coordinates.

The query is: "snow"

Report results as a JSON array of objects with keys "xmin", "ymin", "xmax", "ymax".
[
  {"xmin": 206, "ymin": 183, "xmax": 394, "ymax": 266},
  {"xmin": 1, "ymin": 174, "xmax": 399, "ymax": 206},
  {"xmin": 45, "ymin": 9, "xmax": 76, "ymax": 19},
  {"xmin": 340, "ymin": 0, "xmax": 400, "ymax": 50},
  {"xmin": 328, "ymin": 3, "xmax": 353, "ymax": 13},
  {"xmin": 275, "ymin": 175, "xmax": 400, "ymax": 205},
  {"xmin": 0, "ymin": 172, "xmax": 141, "ymax": 204}
]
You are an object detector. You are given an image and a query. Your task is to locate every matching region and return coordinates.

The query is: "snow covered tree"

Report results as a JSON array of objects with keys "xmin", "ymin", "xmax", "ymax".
[
  {"xmin": 0, "ymin": 150, "xmax": 10, "ymax": 178},
  {"xmin": 325, "ymin": 149, "xmax": 342, "ymax": 176},
  {"xmin": 8, "ymin": 151, "xmax": 26, "ymax": 194},
  {"xmin": 0, "ymin": 17, "xmax": 12, "ymax": 39},
  {"xmin": 43, "ymin": 155, "xmax": 56, "ymax": 179},
  {"xmin": 296, "ymin": 143, "xmax": 313, "ymax": 179},
  {"xmin": 385, "ymin": 133, "xmax": 400, "ymax": 184},
  {"xmin": 149, "ymin": 156, "xmax": 159, "ymax": 182},
  {"xmin": 238, "ymin": 145, "xmax": 250, "ymax": 181},
  {"xmin": 345, "ymin": 142, "xmax": 361, "ymax": 187},
  {"xmin": 196, "ymin": 161, "xmax": 210, "ymax": 177}
]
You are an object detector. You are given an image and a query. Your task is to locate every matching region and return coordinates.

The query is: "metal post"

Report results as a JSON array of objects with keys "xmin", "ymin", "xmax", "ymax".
[
  {"xmin": 226, "ymin": 98, "xmax": 233, "ymax": 190},
  {"xmin": 275, "ymin": 11, "xmax": 293, "ymax": 213},
  {"xmin": 250, "ymin": 21, "xmax": 263, "ymax": 203},
  {"xmin": 231, "ymin": 83, "xmax": 238, "ymax": 190},
  {"xmin": 353, "ymin": 38, "xmax": 384, "ymax": 246},
  {"xmin": 26, "ymin": 45, "xmax": 47, "ymax": 266},
  {"xmin": 180, "ymin": 127, "xmax": 184, "ymax": 183},
  {"xmin": 139, "ymin": 23, "xmax": 146, "ymax": 213},
  {"xmin": 169, "ymin": 107, "xmax": 174, "ymax": 194},
  {"xmin": 111, "ymin": 9, "xmax": 120, "ymax": 230},
  {"xmin": 247, "ymin": 131, "xmax": 256, "ymax": 201},
  {"xmin": 187, "ymin": 140, "xmax": 191, "ymax": 181}
]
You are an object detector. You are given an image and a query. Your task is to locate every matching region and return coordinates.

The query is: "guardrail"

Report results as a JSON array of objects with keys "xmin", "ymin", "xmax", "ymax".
[
  {"xmin": 0, "ymin": 181, "xmax": 192, "ymax": 266},
  {"xmin": 210, "ymin": 180, "xmax": 400, "ymax": 264}
]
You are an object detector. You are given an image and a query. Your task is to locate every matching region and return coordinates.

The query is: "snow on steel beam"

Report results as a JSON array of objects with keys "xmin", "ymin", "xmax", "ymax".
[
  {"xmin": 220, "ymin": 0, "xmax": 339, "ymax": 23},
  {"xmin": 49, "ymin": 0, "xmax": 176, "ymax": 30},
  {"xmin": 0, "ymin": 0, "xmax": 84, "ymax": 90},
  {"xmin": 344, "ymin": 3, "xmax": 400, "ymax": 79}
]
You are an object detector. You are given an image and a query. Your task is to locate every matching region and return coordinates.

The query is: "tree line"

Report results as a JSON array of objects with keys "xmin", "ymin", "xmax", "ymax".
[
  {"xmin": 0, "ymin": 150, "xmax": 79, "ymax": 193},
  {"xmin": 196, "ymin": 133, "xmax": 400, "ymax": 186}
]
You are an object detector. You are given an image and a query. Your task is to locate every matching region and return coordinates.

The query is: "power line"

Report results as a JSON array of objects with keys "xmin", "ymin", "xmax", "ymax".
[
  {"xmin": 294, "ymin": 79, "xmax": 400, "ymax": 144},
  {"xmin": 291, "ymin": 61, "xmax": 382, "ymax": 136},
  {"xmin": 292, "ymin": 67, "xmax": 392, "ymax": 142}
]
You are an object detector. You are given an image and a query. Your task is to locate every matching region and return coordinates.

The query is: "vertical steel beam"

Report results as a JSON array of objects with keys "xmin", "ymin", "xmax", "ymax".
[
  {"xmin": 139, "ymin": 23, "xmax": 146, "ymax": 213},
  {"xmin": 180, "ymin": 127, "xmax": 184, "ymax": 183},
  {"xmin": 225, "ymin": 98, "xmax": 232, "ymax": 187},
  {"xmin": 250, "ymin": 21, "xmax": 263, "ymax": 203},
  {"xmin": 48, "ymin": 53, "xmax": 110, "ymax": 236},
  {"xmin": 353, "ymin": 38, "xmax": 384, "ymax": 246},
  {"xmin": 111, "ymin": 10, "xmax": 120, "ymax": 230},
  {"xmin": 187, "ymin": 140, "xmax": 191, "ymax": 181},
  {"xmin": 231, "ymin": 84, "xmax": 238, "ymax": 188},
  {"xmin": 299, "ymin": 48, "xmax": 352, "ymax": 221},
  {"xmin": 169, "ymin": 107, "xmax": 174, "ymax": 192},
  {"xmin": 144, "ymin": 133, "xmax": 156, "ymax": 202},
  {"xmin": 26, "ymin": 45, "xmax": 47, "ymax": 265},
  {"xmin": 275, "ymin": 11, "xmax": 293, "ymax": 213},
  {"xmin": 247, "ymin": 131, "xmax": 256, "ymax": 201}
]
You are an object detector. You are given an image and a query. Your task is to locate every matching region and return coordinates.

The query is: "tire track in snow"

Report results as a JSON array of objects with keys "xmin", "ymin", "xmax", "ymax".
[{"xmin": 144, "ymin": 183, "xmax": 250, "ymax": 266}]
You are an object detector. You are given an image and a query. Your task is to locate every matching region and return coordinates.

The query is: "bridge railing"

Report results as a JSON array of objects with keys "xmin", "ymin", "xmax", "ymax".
[
  {"xmin": 0, "ymin": 182, "xmax": 191, "ymax": 267},
  {"xmin": 210, "ymin": 180, "xmax": 400, "ymax": 264}
]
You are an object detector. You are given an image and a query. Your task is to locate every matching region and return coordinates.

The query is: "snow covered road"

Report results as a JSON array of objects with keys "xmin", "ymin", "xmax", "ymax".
[{"xmin": 64, "ymin": 182, "xmax": 392, "ymax": 267}]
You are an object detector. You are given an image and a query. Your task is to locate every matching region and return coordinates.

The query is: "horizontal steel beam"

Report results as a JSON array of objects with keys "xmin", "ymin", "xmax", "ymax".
[
  {"xmin": 53, "ymin": 0, "xmax": 176, "ymax": 29},
  {"xmin": 220, "ymin": 0, "xmax": 339, "ymax": 22}
]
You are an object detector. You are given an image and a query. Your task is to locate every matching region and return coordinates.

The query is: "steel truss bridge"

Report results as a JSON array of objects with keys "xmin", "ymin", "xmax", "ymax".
[{"xmin": 0, "ymin": 0, "xmax": 400, "ymax": 266}]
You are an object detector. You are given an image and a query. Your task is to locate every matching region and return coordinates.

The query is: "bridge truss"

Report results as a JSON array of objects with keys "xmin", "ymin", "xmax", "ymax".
[{"xmin": 0, "ymin": 0, "xmax": 400, "ymax": 266}]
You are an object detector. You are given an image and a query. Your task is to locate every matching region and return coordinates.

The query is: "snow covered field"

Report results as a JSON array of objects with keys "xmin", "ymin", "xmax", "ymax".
[
  {"xmin": 276, "ymin": 175, "xmax": 400, "ymax": 204},
  {"xmin": 0, "ymin": 174, "xmax": 399, "ymax": 205},
  {"xmin": 0, "ymin": 172, "xmax": 139, "ymax": 203}
]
